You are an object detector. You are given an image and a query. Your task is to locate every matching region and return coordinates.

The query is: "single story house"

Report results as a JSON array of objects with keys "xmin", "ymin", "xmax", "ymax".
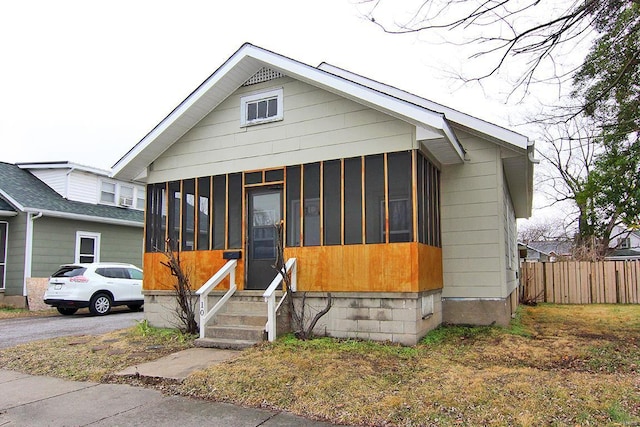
[
  {"xmin": 0, "ymin": 161, "xmax": 144, "ymax": 308},
  {"xmin": 519, "ymin": 240, "xmax": 573, "ymax": 262},
  {"xmin": 112, "ymin": 44, "xmax": 535, "ymax": 345}
]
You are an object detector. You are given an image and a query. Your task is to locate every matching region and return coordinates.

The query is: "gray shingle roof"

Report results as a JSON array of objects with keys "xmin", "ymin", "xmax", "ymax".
[
  {"xmin": 0, "ymin": 197, "xmax": 15, "ymax": 213},
  {"xmin": 0, "ymin": 162, "xmax": 142, "ymax": 224},
  {"xmin": 526, "ymin": 241, "xmax": 573, "ymax": 256}
]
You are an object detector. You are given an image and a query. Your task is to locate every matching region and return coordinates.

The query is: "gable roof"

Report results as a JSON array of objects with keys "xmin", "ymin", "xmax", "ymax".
[
  {"xmin": 317, "ymin": 62, "xmax": 530, "ymax": 151},
  {"xmin": 113, "ymin": 43, "xmax": 471, "ymax": 181},
  {"xmin": 317, "ymin": 62, "xmax": 535, "ymax": 217},
  {"xmin": 526, "ymin": 241, "xmax": 573, "ymax": 257},
  {"xmin": 0, "ymin": 162, "xmax": 143, "ymax": 227},
  {"xmin": 112, "ymin": 43, "xmax": 534, "ymax": 217}
]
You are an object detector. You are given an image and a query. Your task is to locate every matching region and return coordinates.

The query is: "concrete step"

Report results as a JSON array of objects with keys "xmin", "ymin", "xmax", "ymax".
[
  {"xmin": 224, "ymin": 300, "xmax": 268, "ymax": 315},
  {"xmin": 213, "ymin": 313, "xmax": 267, "ymax": 328},
  {"xmin": 194, "ymin": 337, "xmax": 258, "ymax": 350},
  {"xmin": 206, "ymin": 324, "xmax": 266, "ymax": 341}
]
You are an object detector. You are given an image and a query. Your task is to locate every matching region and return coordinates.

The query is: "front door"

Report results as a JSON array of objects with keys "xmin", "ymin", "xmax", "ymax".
[{"xmin": 246, "ymin": 187, "xmax": 282, "ymax": 290}]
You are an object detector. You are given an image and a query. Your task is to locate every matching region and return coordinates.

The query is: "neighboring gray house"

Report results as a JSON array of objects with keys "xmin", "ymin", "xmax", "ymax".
[
  {"xmin": 0, "ymin": 161, "xmax": 144, "ymax": 308},
  {"xmin": 519, "ymin": 240, "xmax": 573, "ymax": 262}
]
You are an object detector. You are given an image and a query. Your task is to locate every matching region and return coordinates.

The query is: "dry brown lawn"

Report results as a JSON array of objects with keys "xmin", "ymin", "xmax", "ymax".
[
  {"xmin": 1, "ymin": 304, "xmax": 638, "ymax": 426},
  {"xmin": 179, "ymin": 305, "xmax": 640, "ymax": 426},
  {"xmin": 0, "ymin": 305, "xmax": 58, "ymax": 319}
]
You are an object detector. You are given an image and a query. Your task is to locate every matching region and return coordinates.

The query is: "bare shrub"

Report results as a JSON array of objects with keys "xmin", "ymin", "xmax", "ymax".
[
  {"xmin": 272, "ymin": 221, "xmax": 331, "ymax": 340},
  {"xmin": 160, "ymin": 239, "xmax": 198, "ymax": 334}
]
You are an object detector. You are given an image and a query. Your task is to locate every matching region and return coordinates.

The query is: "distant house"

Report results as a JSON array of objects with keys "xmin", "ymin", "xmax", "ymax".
[
  {"xmin": 0, "ymin": 161, "xmax": 144, "ymax": 308},
  {"xmin": 519, "ymin": 241, "xmax": 573, "ymax": 262},
  {"xmin": 112, "ymin": 44, "xmax": 535, "ymax": 345},
  {"xmin": 607, "ymin": 225, "xmax": 640, "ymax": 260}
]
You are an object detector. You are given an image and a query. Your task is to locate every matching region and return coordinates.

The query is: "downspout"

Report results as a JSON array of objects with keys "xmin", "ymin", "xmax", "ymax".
[
  {"xmin": 65, "ymin": 166, "xmax": 76, "ymax": 199},
  {"xmin": 23, "ymin": 212, "xmax": 43, "ymax": 296}
]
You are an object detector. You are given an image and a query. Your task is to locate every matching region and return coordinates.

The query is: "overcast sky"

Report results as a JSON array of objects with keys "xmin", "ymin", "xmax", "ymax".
[{"xmin": 1, "ymin": 1, "xmax": 585, "ymax": 222}]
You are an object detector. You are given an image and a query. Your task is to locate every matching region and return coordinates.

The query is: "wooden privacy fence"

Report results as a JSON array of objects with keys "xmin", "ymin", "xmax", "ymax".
[{"xmin": 521, "ymin": 260, "xmax": 640, "ymax": 304}]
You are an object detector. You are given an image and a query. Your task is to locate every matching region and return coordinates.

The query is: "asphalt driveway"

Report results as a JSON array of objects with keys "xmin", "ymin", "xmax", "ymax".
[{"xmin": 0, "ymin": 308, "xmax": 144, "ymax": 348}]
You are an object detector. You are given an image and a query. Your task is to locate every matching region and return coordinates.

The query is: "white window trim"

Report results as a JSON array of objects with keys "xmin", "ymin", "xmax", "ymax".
[
  {"xmin": 240, "ymin": 88, "xmax": 284, "ymax": 127},
  {"xmin": 0, "ymin": 221, "xmax": 7, "ymax": 290},
  {"xmin": 619, "ymin": 237, "xmax": 631, "ymax": 249},
  {"xmin": 98, "ymin": 180, "xmax": 145, "ymax": 210},
  {"xmin": 100, "ymin": 180, "xmax": 117, "ymax": 205},
  {"xmin": 75, "ymin": 231, "xmax": 101, "ymax": 263},
  {"xmin": 119, "ymin": 184, "xmax": 135, "ymax": 207}
]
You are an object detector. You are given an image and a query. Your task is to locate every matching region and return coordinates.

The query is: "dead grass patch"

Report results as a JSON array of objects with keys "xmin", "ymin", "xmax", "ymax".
[
  {"xmin": 0, "ymin": 321, "xmax": 195, "ymax": 381},
  {"xmin": 180, "ymin": 305, "xmax": 640, "ymax": 426},
  {"xmin": 0, "ymin": 304, "xmax": 638, "ymax": 425},
  {"xmin": 0, "ymin": 305, "xmax": 58, "ymax": 319}
]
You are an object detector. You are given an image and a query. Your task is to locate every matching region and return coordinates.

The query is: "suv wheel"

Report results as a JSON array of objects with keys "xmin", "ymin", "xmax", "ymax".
[
  {"xmin": 89, "ymin": 293, "xmax": 112, "ymax": 316},
  {"xmin": 57, "ymin": 307, "xmax": 78, "ymax": 316}
]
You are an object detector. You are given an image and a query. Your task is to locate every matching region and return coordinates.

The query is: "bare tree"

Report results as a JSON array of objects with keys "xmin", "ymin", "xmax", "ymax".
[
  {"xmin": 517, "ymin": 217, "xmax": 569, "ymax": 243},
  {"xmin": 160, "ymin": 239, "xmax": 198, "ymax": 334},
  {"xmin": 535, "ymin": 119, "xmax": 599, "ymax": 234},
  {"xmin": 272, "ymin": 221, "xmax": 331, "ymax": 340},
  {"xmin": 362, "ymin": 0, "xmax": 612, "ymax": 106},
  {"xmin": 533, "ymin": 120, "xmax": 633, "ymax": 259}
]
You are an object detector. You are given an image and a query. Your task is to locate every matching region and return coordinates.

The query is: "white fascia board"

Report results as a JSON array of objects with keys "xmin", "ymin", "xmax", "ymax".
[
  {"xmin": 318, "ymin": 62, "xmax": 529, "ymax": 151},
  {"xmin": 249, "ymin": 47, "xmax": 451, "ymax": 134},
  {"xmin": 0, "ymin": 211, "xmax": 18, "ymax": 217},
  {"xmin": 112, "ymin": 46, "xmax": 255, "ymax": 179},
  {"xmin": 23, "ymin": 208, "xmax": 143, "ymax": 228},
  {"xmin": 113, "ymin": 43, "xmax": 465, "ymax": 179},
  {"xmin": 247, "ymin": 48, "xmax": 465, "ymax": 162},
  {"xmin": 0, "ymin": 189, "xmax": 25, "ymax": 212},
  {"xmin": 17, "ymin": 162, "xmax": 111, "ymax": 176}
]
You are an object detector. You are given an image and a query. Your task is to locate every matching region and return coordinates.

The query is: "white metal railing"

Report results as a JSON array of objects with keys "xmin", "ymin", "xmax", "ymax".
[
  {"xmin": 263, "ymin": 258, "xmax": 297, "ymax": 342},
  {"xmin": 195, "ymin": 259, "xmax": 238, "ymax": 339}
]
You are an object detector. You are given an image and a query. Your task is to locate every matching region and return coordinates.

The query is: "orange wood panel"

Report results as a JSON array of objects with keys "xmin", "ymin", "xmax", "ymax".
[
  {"xmin": 143, "ymin": 250, "xmax": 245, "ymax": 291},
  {"xmin": 283, "ymin": 243, "xmax": 443, "ymax": 293},
  {"xmin": 417, "ymin": 244, "xmax": 443, "ymax": 291},
  {"xmin": 144, "ymin": 243, "xmax": 443, "ymax": 294}
]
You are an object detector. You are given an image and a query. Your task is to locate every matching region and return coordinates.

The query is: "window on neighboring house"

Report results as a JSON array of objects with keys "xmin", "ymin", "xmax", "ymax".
[
  {"xmin": 240, "ymin": 88, "xmax": 283, "ymax": 126},
  {"xmin": 100, "ymin": 181, "xmax": 116, "ymax": 204},
  {"xmin": 135, "ymin": 186, "xmax": 145, "ymax": 210},
  {"xmin": 0, "ymin": 222, "xmax": 7, "ymax": 289},
  {"xmin": 119, "ymin": 185, "xmax": 134, "ymax": 207},
  {"xmin": 76, "ymin": 231, "xmax": 100, "ymax": 263},
  {"xmin": 619, "ymin": 238, "xmax": 631, "ymax": 249}
]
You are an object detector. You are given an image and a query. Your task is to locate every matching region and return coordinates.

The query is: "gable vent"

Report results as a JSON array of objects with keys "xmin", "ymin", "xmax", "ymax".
[{"xmin": 242, "ymin": 67, "xmax": 285, "ymax": 86}]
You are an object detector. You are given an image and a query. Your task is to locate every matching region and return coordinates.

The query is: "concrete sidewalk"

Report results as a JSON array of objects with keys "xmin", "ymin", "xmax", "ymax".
[
  {"xmin": 0, "ymin": 368, "xmax": 339, "ymax": 426},
  {"xmin": 114, "ymin": 347, "xmax": 240, "ymax": 381}
]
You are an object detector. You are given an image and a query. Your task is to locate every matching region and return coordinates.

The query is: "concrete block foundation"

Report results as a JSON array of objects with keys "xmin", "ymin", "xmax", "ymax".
[
  {"xmin": 143, "ymin": 289, "xmax": 443, "ymax": 346},
  {"xmin": 297, "ymin": 290, "xmax": 443, "ymax": 346}
]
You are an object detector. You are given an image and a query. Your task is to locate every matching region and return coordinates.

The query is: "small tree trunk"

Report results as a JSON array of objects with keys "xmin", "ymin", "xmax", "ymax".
[{"xmin": 272, "ymin": 221, "xmax": 331, "ymax": 340}]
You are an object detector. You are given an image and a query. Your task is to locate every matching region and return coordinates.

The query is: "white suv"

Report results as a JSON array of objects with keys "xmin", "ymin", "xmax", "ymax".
[{"xmin": 43, "ymin": 262, "xmax": 144, "ymax": 316}]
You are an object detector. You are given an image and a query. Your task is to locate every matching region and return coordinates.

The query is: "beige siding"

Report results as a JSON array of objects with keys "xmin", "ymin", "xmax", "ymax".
[
  {"xmin": 502, "ymin": 168, "xmax": 519, "ymax": 294},
  {"xmin": 148, "ymin": 77, "xmax": 415, "ymax": 183},
  {"xmin": 440, "ymin": 132, "xmax": 504, "ymax": 298}
]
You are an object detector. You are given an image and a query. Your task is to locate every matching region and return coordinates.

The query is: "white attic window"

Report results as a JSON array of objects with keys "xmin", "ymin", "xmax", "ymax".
[{"xmin": 240, "ymin": 88, "xmax": 283, "ymax": 127}]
